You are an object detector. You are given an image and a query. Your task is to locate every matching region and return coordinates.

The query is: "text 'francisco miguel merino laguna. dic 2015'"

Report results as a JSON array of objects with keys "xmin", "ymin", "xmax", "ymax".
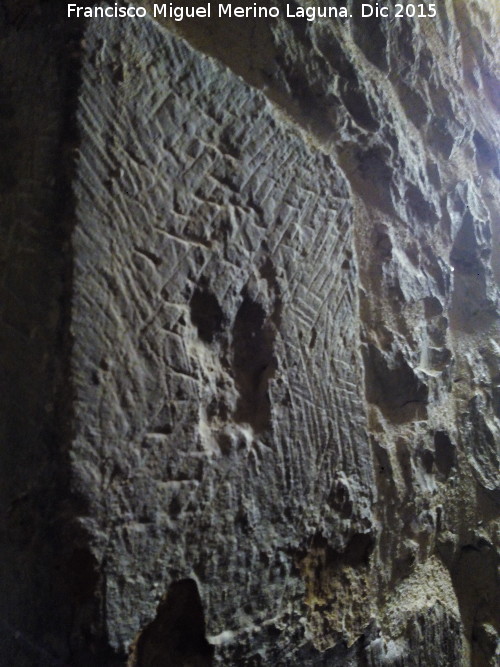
[{"xmin": 67, "ymin": 3, "xmax": 354, "ymax": 21}]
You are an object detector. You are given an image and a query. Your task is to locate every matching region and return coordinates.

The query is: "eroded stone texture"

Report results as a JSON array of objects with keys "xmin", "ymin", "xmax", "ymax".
[
  {"xmin": 2, "ymin": 1, "xmax": 500, "ymax": 665},
  {"xmin": 70, "ymin": 4, "xmax": 500, "ymax": 663},
  {"xmin": 72, "ymin": 15, "xmax": 375, "ymax": 663}
]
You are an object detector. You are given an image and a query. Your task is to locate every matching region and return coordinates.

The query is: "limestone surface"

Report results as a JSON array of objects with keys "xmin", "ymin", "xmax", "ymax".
[{"xmin": 1, "ymin": 1, "xmax": 499, "ymax": 666}]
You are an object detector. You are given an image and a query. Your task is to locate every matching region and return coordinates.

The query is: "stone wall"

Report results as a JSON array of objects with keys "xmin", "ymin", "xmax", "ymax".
[{"xmin": 1, "ymin": 1, "xmax": 499, "ymax": 665}]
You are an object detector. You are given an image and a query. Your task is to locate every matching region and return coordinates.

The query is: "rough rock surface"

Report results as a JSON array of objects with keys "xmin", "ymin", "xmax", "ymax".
[{"xmin": 1, "ymin": 1, "xmax": 499, "ymax": 666}]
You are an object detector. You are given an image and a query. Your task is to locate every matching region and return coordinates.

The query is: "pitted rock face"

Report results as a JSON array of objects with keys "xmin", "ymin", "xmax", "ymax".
[
  {"xmin": 1, "ymin": 2, "xmax": 499, "ymax": 666},
  {"xmin": 72, "ymin": 16, "xmax": 373, "ymax": 660}
]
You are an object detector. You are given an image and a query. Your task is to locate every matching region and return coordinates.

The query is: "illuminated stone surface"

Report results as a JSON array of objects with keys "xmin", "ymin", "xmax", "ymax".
[{"xmin": 1, "ymin": 2, "xmax": 499, "ymax": 665}]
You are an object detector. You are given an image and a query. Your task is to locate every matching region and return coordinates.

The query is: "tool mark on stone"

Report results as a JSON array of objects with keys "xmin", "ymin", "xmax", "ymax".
[
  {"xmin": 152, "ymin": 225, "xmax": 212, "ymax": 250},
  {"xmin": 133, "ymin": 246, "xmax": 163, "ymax": 267}
]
